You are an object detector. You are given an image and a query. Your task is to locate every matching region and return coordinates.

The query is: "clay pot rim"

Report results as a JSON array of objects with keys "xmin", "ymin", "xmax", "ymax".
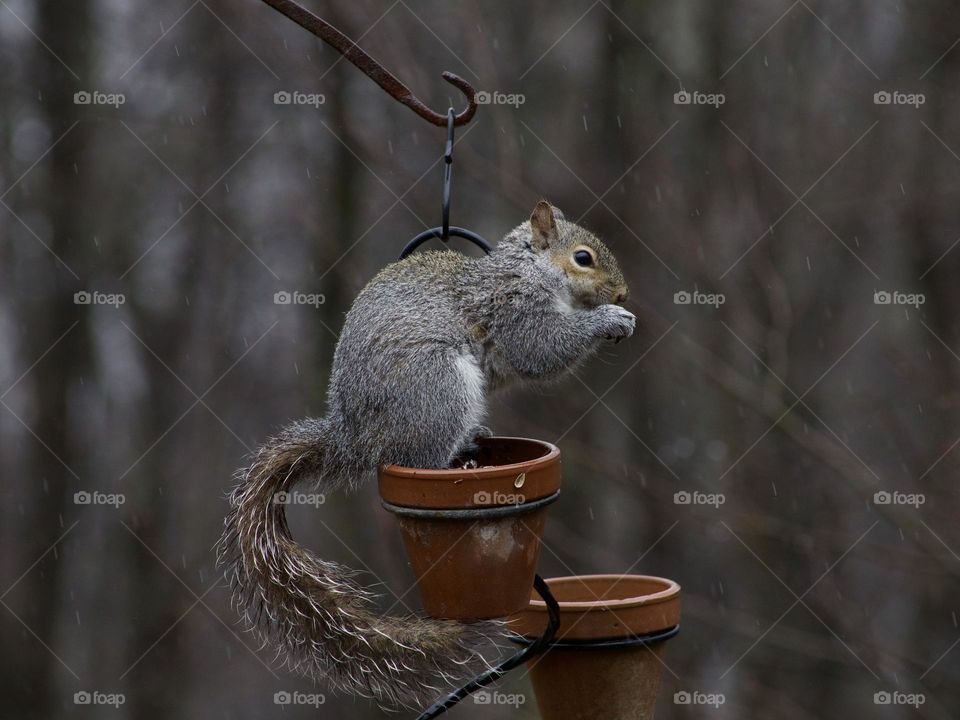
[
  {"xmin": 380, "ymin": 436, "xmax": 560, "ymax": 479},
  {"xmin": 527, "ymin": 574, "xmax": 680, "ymax": 612}
]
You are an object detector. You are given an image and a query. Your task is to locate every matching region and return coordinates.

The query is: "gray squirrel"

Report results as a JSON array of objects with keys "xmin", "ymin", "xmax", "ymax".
[{"xmin": 219, "ymin": 201, "xmax": 635, "ymax": 708}]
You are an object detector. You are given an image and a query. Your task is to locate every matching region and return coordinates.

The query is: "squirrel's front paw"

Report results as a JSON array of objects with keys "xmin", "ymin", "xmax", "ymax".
[
  {"xmin": 599, "ymin": 305, "xmax": 636, "ymax": 343},
  {"xmin": 450, "ymin": 425, "xmax": 493, "ymax": 468}
]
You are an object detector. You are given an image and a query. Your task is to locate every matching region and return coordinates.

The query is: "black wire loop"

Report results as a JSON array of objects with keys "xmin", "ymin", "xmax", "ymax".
[
  {"xmin": 414, "ymin": 574, "xmax": 561, "ymax": 719},
  {"xmin": 400, "ymin": 109, "xmax": 492, "ymax": 259}
]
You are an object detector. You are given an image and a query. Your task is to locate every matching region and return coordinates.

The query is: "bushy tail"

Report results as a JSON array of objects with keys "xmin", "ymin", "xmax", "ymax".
[{"xmin": 218, "ymin": 417, "xmax": 503, "ymax": 708}]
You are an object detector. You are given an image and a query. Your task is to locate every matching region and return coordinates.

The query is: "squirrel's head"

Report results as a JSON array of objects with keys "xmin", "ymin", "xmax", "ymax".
[{"xmin": 524, "ymin": 200, "xmax": 629, "ymax": 308}]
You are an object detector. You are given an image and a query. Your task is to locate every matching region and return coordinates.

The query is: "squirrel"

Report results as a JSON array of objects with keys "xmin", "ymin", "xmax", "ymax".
[{"xmin": 218, "ymin": 201, "xmax": 635, "ymax": 708}]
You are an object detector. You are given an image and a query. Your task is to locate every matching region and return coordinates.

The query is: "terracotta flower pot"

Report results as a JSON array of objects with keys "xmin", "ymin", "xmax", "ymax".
[
  {"xmin": 378, "ymin": 437, "xmax": 560, "ymax": 620},
  {"xmin": 509, "ymin": 574, "xmax": 681, "ymax": 720}
]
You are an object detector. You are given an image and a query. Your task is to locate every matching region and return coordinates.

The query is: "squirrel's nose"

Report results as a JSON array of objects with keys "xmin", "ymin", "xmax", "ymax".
[{"xmin": 613, "ymin": 287, "xmax": 629, "ymax": 305}]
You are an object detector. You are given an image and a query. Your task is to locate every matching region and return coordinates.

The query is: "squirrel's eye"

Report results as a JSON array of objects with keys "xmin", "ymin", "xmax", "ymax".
[{"xmin": 573, "ymin": 249, "xmax": 593, "ymax": 267}]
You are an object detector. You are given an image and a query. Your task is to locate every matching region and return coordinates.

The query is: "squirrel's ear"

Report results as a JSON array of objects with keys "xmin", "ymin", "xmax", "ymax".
[{"xmin": 530, "ymin": 200, "xmax": 558, "ymax": 250}]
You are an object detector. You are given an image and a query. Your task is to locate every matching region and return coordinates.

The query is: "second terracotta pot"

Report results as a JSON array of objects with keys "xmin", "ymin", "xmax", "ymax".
[
  {"xmin": 378, "ymin": 437, "xmax": 560, "ymax": 620},
  {"xmin": 510, "ymin": 574, "xmax": 681, "ymax": 720}
]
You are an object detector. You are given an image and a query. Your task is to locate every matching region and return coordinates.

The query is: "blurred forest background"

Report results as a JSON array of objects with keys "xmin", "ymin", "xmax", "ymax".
[{"xmin": 2, "ymin": 0, "xmax": 960, "ymax": 718}]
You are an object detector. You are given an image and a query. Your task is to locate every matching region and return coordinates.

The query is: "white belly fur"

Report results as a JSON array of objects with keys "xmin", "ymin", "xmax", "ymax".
[{"xmin": 455, "ymin": 351, "xmax": 486, "ymax": 428}]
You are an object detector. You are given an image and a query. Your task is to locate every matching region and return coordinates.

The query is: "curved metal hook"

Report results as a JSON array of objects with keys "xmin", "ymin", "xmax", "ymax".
[{"xmin": 259, "ymin": 0, "xmax": 477, "ymax": 126}]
